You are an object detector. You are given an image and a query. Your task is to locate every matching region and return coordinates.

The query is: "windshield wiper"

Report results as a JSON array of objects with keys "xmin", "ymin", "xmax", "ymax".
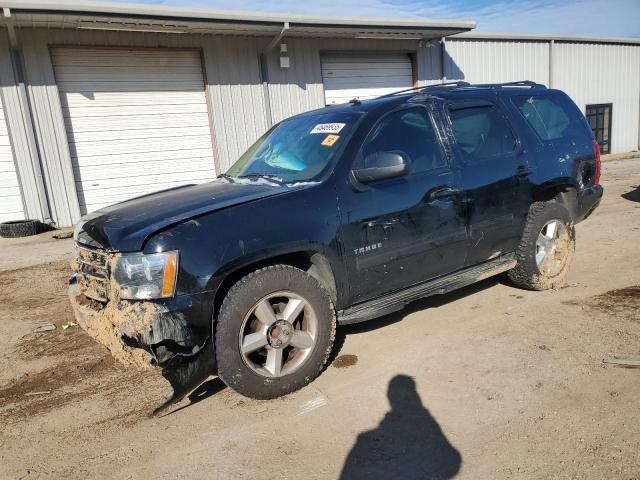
[
  {"xmin": 236, "ymin": 174, "xmax": 285, "ymax": 186},
  {"xmin": 217, "ymin": 173, "xmax": 236, "ymax": 183}
]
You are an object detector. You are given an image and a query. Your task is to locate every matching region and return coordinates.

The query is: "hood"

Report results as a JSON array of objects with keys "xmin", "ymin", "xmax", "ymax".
[{"xmin": 75, "ymin": 179, "xmax": 287, "ymax": 252}]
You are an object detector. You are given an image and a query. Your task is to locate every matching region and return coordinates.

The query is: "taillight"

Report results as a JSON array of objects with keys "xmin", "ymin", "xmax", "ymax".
[{"xmin": 593, "ymin": 139, "xmax": 601, "ymax": 185}]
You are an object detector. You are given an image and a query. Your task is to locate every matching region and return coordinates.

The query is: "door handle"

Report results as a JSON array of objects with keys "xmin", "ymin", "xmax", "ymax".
[
  {"xmin": 514, "ymin": 166, "xmax": 534, "ymax": 178},
  {"xmin": 428, "ymin": 186, "xmax": 461, "ymax": 201}
]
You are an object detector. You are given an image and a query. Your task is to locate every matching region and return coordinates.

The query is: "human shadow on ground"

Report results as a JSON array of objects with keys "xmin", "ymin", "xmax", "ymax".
[
  {"xmin": 621, "ymin": 185, "xmax": 640, "ymax": 203},
  {"xmin": 340, "ymin": 375, "xmax": 461, "ymax": 480}
]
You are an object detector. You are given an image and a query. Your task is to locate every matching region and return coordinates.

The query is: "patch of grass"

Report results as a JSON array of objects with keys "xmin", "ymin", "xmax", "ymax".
[{"xmin": 601, "ymin": 151, "xmax": 640, "ymax": 162}]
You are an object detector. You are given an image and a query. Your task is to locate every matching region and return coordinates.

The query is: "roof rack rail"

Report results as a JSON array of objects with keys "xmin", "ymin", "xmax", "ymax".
[
  {"xmin": 423, "ymin": 81, "xmax": 471, "ymax": 89},
  {"xmin": 376, "ymin": 85, "xmax": 429, "ymax": 99},
  {"xmin": 375, "ymin": 80, "xmax": 544, "ymax": 100},
  {"xmin": 473, "ymin": 80, "xmax": 546, "ymax": 88},
  {"xmin": 376, "ymin": 81, "xmax": 471, "ymax": 99}
]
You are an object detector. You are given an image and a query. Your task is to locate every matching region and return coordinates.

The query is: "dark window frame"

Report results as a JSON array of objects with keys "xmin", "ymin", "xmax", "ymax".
[
  {"xmin": 586, "ymin": 103, "xmax": 613, "ymax": 154},
  {"xmin": 354, "ymin": 104, "xmax": 449, "ymax": 176},
  {"xmin": 445, "ymin": 102, "xmax": 520, "ymax": 165},
  {"xmin": 510, "ymin": 92, "xmax": 594, "ymax": 149}
]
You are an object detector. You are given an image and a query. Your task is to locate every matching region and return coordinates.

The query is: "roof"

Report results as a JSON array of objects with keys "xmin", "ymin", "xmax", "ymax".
[
  {"xmin": 291, "ymin": 81, "xmax": 556, "ymax": 119},
  {"xmin": 0, "ymin": 0, "xmax": 475, "ymax": 39},
  {"xmin": 453, "ymin": 31, "xmax": 640, "ymax": 46}
]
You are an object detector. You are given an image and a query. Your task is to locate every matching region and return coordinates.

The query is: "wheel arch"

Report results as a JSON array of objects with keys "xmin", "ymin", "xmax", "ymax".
[
  {"xmin": 210, "ymin": 249, "xmax": 338, "ymax": 326},
  {"xmin": 533, "ymin": 179, "xmax": 579, "ymax": 220}
]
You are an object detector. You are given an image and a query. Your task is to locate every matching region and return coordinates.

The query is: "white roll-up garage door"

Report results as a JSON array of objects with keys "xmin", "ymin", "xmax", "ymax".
[
  {"xmin": 52, "ymin": 47, "xmax": 217, "ymax": 214},
  {"xmin": 0, "ymin": 103, "xmax": 24, "ymax": 222},
  {"xmin": 321, "ymin": 53, "xmax": 414, "ymax": 105}
]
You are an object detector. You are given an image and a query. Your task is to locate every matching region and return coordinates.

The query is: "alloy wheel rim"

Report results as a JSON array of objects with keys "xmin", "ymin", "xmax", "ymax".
[
  {"xmin": 238, "ymin": 291, "xmax": 318, "ymax": 378},
  {"xmin": 535, "ymin": 219, "xmax": 569, "ymax": 276}
]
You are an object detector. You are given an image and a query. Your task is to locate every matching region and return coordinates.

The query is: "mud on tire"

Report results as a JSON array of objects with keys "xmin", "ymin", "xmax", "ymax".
[
  {"xmin": 215, "ymin": 265, "xmax": 336, "ymax": 399},
  {"xmin": 508, "ymin": 201, "xmax": 575, "ymax": 291}
]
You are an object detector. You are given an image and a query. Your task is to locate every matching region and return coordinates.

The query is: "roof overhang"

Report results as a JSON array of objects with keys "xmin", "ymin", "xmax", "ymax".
[
  {"xmin": 0, "ymin": 0, "xmax": 475, "ymax": 39},
  {"xmin": 453, "ymin": 31, "xmax": 640, "ymax": 46}
]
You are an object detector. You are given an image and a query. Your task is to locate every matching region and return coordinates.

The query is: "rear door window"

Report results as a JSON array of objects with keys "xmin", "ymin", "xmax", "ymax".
[
  {"xmin": 448, "ymin": 105, "xmax": 517, "ymax": 163},
  {"xmin": 512, "ymin": 94, "xmax": 592, "ymax": 146}
]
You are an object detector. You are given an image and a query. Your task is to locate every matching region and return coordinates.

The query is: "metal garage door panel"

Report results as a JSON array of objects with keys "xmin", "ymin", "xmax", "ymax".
[
  {"xmin": 73, "ymin": 157, "xmax": 215, "ymax": 180},
  {"xmin": 67, "ymin": 148, "xmax": 215, "ymax": 168},
  {"xmin": 0, "ymin": 104, "xmax": 24, "ymax": 222},
  {"xmin": 321, "ymin": 53, "xmax": 413, "ymax": 105},
  {"xmin": 52, "ymin": 47, "xmax": 217, "ymax": 214},
  {"xmin": 63, "ymin": 113, "xmax": 210, "ymax": 132},
  {"xmin": 69, "ymin": 135, "xmax": 214, "ymax": 157},
  {"xmin": 60, "ymin": 91, "xmax": 207, "ymax": 109}
]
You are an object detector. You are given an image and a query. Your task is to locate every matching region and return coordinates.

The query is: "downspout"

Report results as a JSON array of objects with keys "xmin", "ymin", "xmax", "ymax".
[
  {"xmin": 440, "ymin": 36, "xmax": 447, "ymax": 83},
  {"xmin": 259, "ymin": 22, "xmax": 289, "ymax": 128},
  {"xmin": 2, "ymin": 7, "xmax": 52, "ymax": 223},
  {"xmin": 548, "ymin": 39, "xmax": 554, "ymax": 88}
]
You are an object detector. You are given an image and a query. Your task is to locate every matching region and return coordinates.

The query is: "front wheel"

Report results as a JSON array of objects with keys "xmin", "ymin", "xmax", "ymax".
[
  {"xmin": 216, "ymin": 265, "xmax": 336, "ymax": 399},
  {"xmin": 508, "ymin": 202, "xmax": 575, "ymax": 291}
]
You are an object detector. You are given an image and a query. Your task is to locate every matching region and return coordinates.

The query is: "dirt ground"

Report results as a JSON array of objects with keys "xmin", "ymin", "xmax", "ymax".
[{"xmin": 1, "ymin": 159, "xmax": 639, "ymax": 480}]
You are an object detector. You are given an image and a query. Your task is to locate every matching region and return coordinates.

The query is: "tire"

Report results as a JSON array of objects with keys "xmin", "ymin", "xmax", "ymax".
[
  {"xmin": 216, "ymin": 265, "xmax": 336, "ymax": 399},
  {"xmin": 0, "ymin": 219, "xmax": 44, "ymax": 238},
  {"xmin": 508, "ymin": 201, "xmax": 575, "ymax": 291}
]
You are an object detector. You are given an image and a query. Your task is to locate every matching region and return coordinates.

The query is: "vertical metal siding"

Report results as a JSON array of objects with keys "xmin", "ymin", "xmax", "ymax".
[
  {"xmin": 202, "ymin": 36, "xmax": 268, "ymax": 172},
  {"xmin": 553, "ymin": 42, "xmax": 640, "ymax": 154},
  {"xmin": 416, "ymin": 40, "xmax": 444, "ymax": 86},
  {"xmin": 0, "ymin": 29, "xmax": 49, "ymax": 222},
  {"xmin": 445, "ymin": 39, "xmax": 550, "ymax": 85},
  {"xmin": 0, "ymin": 30, "xmax": 24, "ymax": 222},
  {"xmin": 0, "ymin": 88, "xmax": 24, "ymax": 222},
  {"xmin": 21, "ymin": 30, "xmax": 81, "ymax": 227},
  {"xmin": 264, "ymin": 38, "xmax": 324, "ymax": 125},
  {"xmin": 265, "ymin": 37, "xmax": 422, "ymax": 124}
]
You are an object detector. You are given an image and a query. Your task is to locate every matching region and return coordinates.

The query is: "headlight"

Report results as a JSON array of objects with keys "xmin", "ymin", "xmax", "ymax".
[{"xmin": 112, "ymin": 251, "xmax": 179, "ymax": 300}]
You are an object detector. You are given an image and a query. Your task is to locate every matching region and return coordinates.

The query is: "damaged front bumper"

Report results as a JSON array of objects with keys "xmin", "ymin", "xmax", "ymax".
[{"xmin": 68, "ymin": 275, "xmax": 216, "ymax": 412}]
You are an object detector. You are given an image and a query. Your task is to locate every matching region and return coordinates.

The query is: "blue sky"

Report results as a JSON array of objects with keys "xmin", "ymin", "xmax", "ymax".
[{"xmin": 121, "ymin": 0, "xmax": 640, "ymax": 37}]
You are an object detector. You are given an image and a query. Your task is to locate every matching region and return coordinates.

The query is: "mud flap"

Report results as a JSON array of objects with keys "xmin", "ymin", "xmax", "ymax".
[{"xmin": 152, "ymin": 338, "xmax": 216, "ymax": 416}]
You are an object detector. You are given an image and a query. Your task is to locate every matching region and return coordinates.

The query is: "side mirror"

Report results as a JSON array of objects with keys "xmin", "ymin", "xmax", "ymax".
[{"xmin": 353, "ymin": 151, "xmax": 411, "ymax": 183}]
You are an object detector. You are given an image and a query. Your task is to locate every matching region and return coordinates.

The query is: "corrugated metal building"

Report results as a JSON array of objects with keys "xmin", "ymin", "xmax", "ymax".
[{"xmin": 0, "ymin": 2, "xmax": 638, "ymax": 227}]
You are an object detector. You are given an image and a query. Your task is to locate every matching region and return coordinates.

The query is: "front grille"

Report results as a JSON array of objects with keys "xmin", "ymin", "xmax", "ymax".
[{"xmin": 75, "ymin": 244, "xmax": 110, "ymax": 302}]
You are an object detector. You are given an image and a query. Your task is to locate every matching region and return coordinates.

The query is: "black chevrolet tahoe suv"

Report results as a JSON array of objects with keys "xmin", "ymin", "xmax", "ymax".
[{"xmin": 70, "ymin": 81, "xmax": 603, "ymax": 407}]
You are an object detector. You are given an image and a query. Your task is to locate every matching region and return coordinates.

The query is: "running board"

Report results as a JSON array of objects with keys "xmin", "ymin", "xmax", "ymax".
[{"xmin": 338, "ymin": 253, "xmax": 516, "ymax": 325}]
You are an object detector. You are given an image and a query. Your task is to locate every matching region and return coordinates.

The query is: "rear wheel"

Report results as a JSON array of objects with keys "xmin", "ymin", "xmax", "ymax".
[
  {"xmin": 216, "ymin": 265, "xmax": 336, "ymax": 399},
  {"xmin": 508, "ymin": 202, "xmax": 575, "ymax": 290}
]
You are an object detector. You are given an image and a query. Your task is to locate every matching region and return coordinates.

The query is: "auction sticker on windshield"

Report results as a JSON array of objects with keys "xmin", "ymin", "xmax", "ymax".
[
  {"xmin": 310, "ymin": 123, "xmax": 346, "ymax": 134},
  {"xmin": 321, "ymin": 134, "xmax": 340, "ymax": 147}
]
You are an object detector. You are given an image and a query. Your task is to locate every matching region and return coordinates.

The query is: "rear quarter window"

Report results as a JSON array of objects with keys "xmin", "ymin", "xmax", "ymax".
[{"xmin": 512, "ymin": 93, "xmax": 591, "ymax": 145}]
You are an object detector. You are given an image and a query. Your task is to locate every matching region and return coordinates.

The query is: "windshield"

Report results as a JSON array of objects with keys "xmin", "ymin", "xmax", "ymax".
[{"xmin": 225, "ymin": 111, "xmax": 361, "ymax": 183}]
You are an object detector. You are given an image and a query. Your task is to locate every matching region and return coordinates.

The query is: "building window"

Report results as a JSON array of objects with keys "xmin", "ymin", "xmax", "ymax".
[{"xmin": 586, "ymin": 104, "xmax": 612, "ymax": 154}]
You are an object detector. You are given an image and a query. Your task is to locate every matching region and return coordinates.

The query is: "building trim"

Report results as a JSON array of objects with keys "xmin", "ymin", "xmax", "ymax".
[
  {"xmin": 0, "ymin": 1, "xmax": 475, "ymax": 32},
  {"xmin": 0, "ymin": 26, "xmax": 51, "ymax": 222},
  {"xmin": 548, "ymin": 39, "xmax": 554, "ymax": 88},
  {"xmin": 20, "ymin": 32, "xmax": 82, "ymax": 227},
  {"xmin": 260, "ymin": 23, "xmax": 290, "ymax": 128},
  {"xmin": 454, "ymin": 32, "xmax": 640, "ymax": 46}
]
